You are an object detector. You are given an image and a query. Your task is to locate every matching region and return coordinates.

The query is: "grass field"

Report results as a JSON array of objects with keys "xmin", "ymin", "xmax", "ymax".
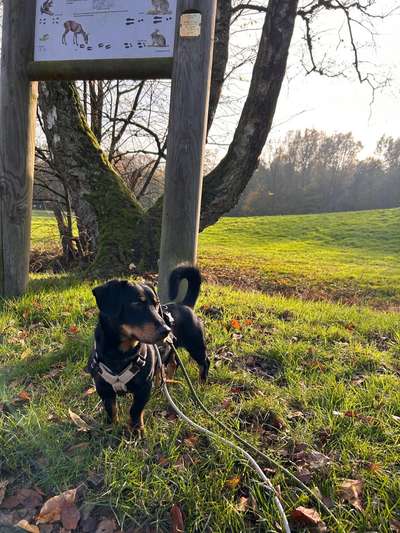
[{"xmin": 0, "ymin": 209, "xmax": 399, "ymax": 532}]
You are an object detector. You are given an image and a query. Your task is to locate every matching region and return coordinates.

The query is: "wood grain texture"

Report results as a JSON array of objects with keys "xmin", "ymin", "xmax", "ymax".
[
  {"xmin": 28, "ymin": 58, "xmax": 173, "ymax": 81},
  {"xmin": 0, "ymin": 0, "xmax": 38, "ymax": 297},
  {"xmin": 158, "ymin": 0, "xmax": 217, "ymax": 301}
]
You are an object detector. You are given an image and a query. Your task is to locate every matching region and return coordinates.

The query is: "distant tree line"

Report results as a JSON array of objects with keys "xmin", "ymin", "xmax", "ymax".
[{"xmin": 230, "ymin": 130, "xmax": 400, "ymax": 216}]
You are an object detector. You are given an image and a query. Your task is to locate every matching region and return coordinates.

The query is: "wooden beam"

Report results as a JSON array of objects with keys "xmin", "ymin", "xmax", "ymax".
[
  {"xmin": 28, "ymin": 58, "xmax": 173, "ymax": 81},
  {"xmin": 0, "ymin": 0, "xmax": 38, "ymax": 297},
  {"xmin": 158, "ymin": 0, "xmax": 217, "ymax": 302}
]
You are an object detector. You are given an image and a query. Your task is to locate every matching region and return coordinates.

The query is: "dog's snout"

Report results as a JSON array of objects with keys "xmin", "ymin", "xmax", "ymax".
[{"xmin": 158, "ymin": 324, "xmax": 171, "ymax": 339}]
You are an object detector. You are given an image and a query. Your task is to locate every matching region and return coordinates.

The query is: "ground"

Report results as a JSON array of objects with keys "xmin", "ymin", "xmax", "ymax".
[{"xmin": 0, "ymin": 209, "xmax": 399, "ymax": 532}]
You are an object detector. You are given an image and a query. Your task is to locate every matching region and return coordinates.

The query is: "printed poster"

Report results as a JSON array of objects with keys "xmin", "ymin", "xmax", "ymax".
[{"xmin": 34, "ymin": 0, "xmax": 177, "ymax": 61}]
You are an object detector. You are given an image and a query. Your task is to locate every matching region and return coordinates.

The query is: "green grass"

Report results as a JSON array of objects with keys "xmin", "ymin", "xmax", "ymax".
[
  {"xmin": 1, "ymin": 275, "xmax": 399, "ymax": 531},
  {"xmin": 199, "ymin": 208, "xmax": 400, "ymax": 309},
  {"xmin": 31, "ymin": 210, "xmax": 61, "ymax": 249},
  {"xmin": 1, "ymin": 208, "xmax": 398, "ymax": 531}
]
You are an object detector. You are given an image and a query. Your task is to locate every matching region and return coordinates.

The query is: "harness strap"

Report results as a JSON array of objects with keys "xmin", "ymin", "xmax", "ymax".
[{"xmin": 91, "ymin": 343, "xmax": 147, "ymax": 393}]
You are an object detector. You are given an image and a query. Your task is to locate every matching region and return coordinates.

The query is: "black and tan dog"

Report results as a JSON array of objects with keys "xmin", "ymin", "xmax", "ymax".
[{"xmin": 87, "ymin": 265, "xmax": 209, "ymax": 434}]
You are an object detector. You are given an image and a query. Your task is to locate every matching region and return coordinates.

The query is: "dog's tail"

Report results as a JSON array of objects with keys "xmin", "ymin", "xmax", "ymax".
[{"xmin": 168, "ymin": 265, "xmax": 201, "ymax": 308}]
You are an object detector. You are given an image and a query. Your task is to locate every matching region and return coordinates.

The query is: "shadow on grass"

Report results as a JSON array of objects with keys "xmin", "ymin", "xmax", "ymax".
[{"xmin": 0, "ymin": 334, "xmax": 92, "ymax": 391}]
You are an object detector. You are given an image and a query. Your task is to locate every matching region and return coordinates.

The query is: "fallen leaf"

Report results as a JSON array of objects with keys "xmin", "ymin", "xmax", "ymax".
[
  {"xmin": 230, "ymin": 319, "xmax": 241, "ymax": 330},
  {"xmin": 244, "ymin": 320, "xmax": 253, "ymax": 326},
  {"xmin": 344, "ymin": 410, "xmax": 374, "ymax": 424},
  {"xmin": 366, "ymin": 462, "xmax": 381, "ymax": 473},
  {"xmin": 95, "ymin": 518, "xmax": 116, "ymax": 533},
  {"xmin": 183, "ymin": 435, "xmax": 199, "ymax": 448},
  {"xmin": 225, "ymin": 476, "xmax": 241, "ymax": 490},
  {"xmin": 170, "ymin": 504, "xmax": 184, "ymax": 533},
  {"xmin": 68, "ymin": 325, "xmax": 79, "ymax": 335},
  {"xmin": 390, "ymin": 519, "xmax": 400, "ymax": 532},
  {"xmin": 236, "ymin": 496, "xmax": 249, "ymax": 513},
  {"xmin": 68, "ymin": 409, "xmax": 91, "ymax": 432},
  {"xmin": 37, "ymin": 488, "xmax": 78, "ymax": 526},
  {"xmin": 16, "ymin": 520, "xmax": 40, "ymax": 533},
  {"xmin": 0, "ymin": 480, "xmax": 8, "ymax": 506},
  {"xmin": 1, "ymin": 488, "xmax": 43, "ymax": 510},
  {"xmin": 221, "ymin": 398, "xmax": 232, "ymax": 409},
  {"xmin": 157, "ymin": 455, "xmax": 170, "ymax": 467},
  {"xmin": 294, "ymin": 449, "xmax": 331, "ymax": 471},
  {"xmin": 291, "ymin": 506, "xmax": 323, "ymax": 526},
  {"xmin": 339, "ymin": 479, "xmax": 363, "ymax": 512},
  {"xmin": 17, "ymin": 390, "xmax": 31, "ymax": 402},
  {"xmin": 83, "ymin": 387, "xmax": 96, "ymax": 397},
  {"xmin": 61, "ymin": 501, "xmax": 81, "ymax": 530}
]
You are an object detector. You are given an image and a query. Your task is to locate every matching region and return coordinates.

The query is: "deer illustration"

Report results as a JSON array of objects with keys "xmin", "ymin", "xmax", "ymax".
[
  {"xmin": 62, "ymin": 21, "xmax": 89, "ymax": 46},
  {"xmin": 40, "ymin": 0, "xmax": 54, "ymax": 16}
]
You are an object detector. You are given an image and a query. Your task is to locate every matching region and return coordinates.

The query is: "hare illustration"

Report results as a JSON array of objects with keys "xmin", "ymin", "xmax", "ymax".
[
  {"xmin": 151, "ymin": 29, "xmax": 167, "ymax": 47},
  {"xmin": 40, "ymin": 0, "xmax": 54, "ymax": 16},
  {"xmin": 148, "ymin": 0, "xmax": 171, "ymax": 15}
]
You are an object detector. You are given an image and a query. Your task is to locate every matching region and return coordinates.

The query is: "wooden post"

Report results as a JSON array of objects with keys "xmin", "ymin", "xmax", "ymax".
[
  {"xmin": 0, "ymin": 0, "xmax": 38, "ymax": 297},
  {"xmin": 158, "ymin": 0, "xmax": 217, "ymax": 302}
]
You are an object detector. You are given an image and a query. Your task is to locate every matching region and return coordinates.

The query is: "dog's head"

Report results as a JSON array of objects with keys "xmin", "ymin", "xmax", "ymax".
[{"xmin": 92, "ymin": 280, "xmax": 171, "ymax": 344}]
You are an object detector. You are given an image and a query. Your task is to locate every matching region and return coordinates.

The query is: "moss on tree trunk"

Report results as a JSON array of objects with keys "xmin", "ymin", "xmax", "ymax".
[{"xmin": 39, "ymin": 81, "xmax": 148, "ymax": 276}]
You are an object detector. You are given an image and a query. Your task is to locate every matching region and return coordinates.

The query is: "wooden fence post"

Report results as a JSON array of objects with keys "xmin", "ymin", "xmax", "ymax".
[
  {"xmin": 158, "ymin": 0, "xmax": 217, "ymax": 302},
  {"xmin": 0, "ymin": 0, "xmax": 38, "ymax": 297}
]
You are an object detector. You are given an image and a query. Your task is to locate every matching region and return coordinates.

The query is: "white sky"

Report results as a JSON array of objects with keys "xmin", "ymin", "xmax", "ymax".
[{"xmin": 211, "ymin": 1, "xmax": 400, "ymax": 159}]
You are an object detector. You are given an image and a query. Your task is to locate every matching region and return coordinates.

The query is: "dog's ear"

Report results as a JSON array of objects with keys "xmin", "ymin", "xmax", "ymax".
[{"xmin": 92, "ymin": 281, "xmax": 128, "ymax": 317}]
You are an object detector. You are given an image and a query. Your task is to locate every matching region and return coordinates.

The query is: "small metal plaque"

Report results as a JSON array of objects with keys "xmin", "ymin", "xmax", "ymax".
[{"xmin": 180, "ymin": 13, "xmax": 202, "ymax": 38}]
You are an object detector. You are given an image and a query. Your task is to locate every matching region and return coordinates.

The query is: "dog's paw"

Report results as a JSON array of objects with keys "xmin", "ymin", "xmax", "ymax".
[{"xmin": 125, "ymin": 422, "xmax": 145, "ymax": 439}]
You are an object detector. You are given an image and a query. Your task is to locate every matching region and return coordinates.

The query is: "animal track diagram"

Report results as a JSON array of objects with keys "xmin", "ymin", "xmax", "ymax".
[{"xmin": 34, "ymin": 0, "xmax": 177, "ymax": 62}]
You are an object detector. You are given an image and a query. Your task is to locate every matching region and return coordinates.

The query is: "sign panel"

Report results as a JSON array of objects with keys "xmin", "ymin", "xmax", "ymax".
[{"xmin": 34, "ymin": 0, "xmax": 177, "ymax": 62}]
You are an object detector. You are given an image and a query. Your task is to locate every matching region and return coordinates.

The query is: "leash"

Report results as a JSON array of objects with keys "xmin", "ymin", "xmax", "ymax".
[
  {"xmin": 154, "ymin": 290, "xmax": 341, "ymax": 531},
  {"xmin": 165, "ymin": 343, "xmax": 342, "ymax": 531},
  {"xmin": 155, "ymin": 344, "xmax": 292, "ymax": 533}
]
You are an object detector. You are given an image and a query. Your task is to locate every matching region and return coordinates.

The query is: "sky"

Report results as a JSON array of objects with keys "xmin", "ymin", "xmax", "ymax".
[{"xmin": 211, "ymin": 1, "xmax": 400, "ymax": 159}]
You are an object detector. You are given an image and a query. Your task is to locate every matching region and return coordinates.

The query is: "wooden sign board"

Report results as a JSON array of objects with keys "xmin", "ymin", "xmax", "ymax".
[{"xmin": 29, "ymin": 0, "xmax": 177, "ymax": 80}]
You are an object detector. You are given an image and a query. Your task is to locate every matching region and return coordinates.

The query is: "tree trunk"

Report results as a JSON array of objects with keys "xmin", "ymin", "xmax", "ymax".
[
  {"xmin": 200, "ymin": 0, "xmax": 299, "ymax": 228},
  {"xmin": 38, "ymin": 81, "xmax": 146, "ymax": 276}
]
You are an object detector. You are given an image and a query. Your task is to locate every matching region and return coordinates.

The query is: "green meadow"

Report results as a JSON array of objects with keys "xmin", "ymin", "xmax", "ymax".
[{"xmin": 0, "ymin": 209, "xmax": 399, "ymax": 531}]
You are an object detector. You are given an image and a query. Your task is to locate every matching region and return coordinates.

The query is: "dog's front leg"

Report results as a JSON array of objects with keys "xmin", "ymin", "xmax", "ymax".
[
  {"xmin": 102, "ymin": 394, "xmax": 118, "ymax": 424},
  {"xmin": 129, "ymin": 382, "xmax": 152, "ymax": 436}
]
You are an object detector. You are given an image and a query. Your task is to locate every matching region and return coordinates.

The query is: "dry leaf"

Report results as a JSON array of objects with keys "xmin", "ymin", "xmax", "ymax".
[
  {"xmin": 68, "ymin": 409, "xmax": 91, "ymax": 432},
  {"xmin": 83, "ymin": 387, "xmax": 96, "ymax": 397},
  {"xmin": 183, "ymin": 435, "xmax": 199, "ymax": 448},
  {"xmin": 95, "ymin": 518, "xmax": 116, "ymax": 533},
  {"xmin": 225, "ymin": 476, "xmax": 241, "ymax": 490},
  {"xmin": 170, "ymin": 504, "xmax": 184, "ymax": 533},
  {"xmin": 236, "ymin": 497, "xmax": 249, "ymax": 512},
  {"xmin": 37, "ymin": 488, "xmax": 78, "ymax": 526},
  {"xmin": 61, "ymin": 502, "xmax": 81, "ymax": 530},
  {"xmin": 230, "ymin": 319, "xmax": 241, "ymax": 330},
  {"xmin": 1, "ymin": 488, "xmax": 43, "ymax": 510},
  {"xmin": 17, "ymin": 390, "xmax": 31, "ymax": 402},
  {"xmin": 339, "ymin": 479, "xmax": 363, "ymax": 512},
  {"xmin": 244, "ymin": 319, "xmax": 253, "ymax": 326},
  {"xmin": 16, "ymin": 520, "xmax": 40, "ymax": 533},
  {"xmin": 291, "ymin": 506, "xmax": 323, "ymax": 526},
  {"xmin": 222, "ymin": 398, "xmax": 232, "ymax": 409},
  {"xmin": 68, "ymin": 325, "xmax": 79, "ymax": 335},
  {"xmin": 390, "ymin": 519, "xmax": 400, "ymax": 532}
]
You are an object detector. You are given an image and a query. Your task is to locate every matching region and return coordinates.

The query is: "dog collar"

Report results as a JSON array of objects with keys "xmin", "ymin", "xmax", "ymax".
[{"xmin": 90, "ymin": 343, "xmax": 147, "ymax": 393}]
